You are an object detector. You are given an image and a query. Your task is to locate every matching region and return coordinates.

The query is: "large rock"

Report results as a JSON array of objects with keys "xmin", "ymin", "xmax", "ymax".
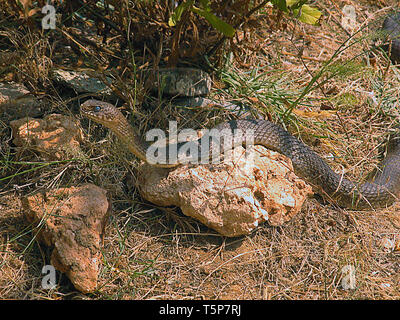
[
  {"xmin": 10, "ymin": 114, "xmax": 83, "ymax": 160},
  {"xmin": 21, "ymin": 184, "xmax": 110, "ymax": 293},
  {"xmin": 138, "ymin": 145, "xmax": 313, "ymax": 237}
]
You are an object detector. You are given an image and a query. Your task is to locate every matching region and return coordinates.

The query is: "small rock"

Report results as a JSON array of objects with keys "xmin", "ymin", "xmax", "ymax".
[
  {"xmin": 138, "ymin": 145, "xmax": 313, "ymax": 237},
  {"xmin": 144, "ymin": 67, "xmax": 212, "ymax": 97},
  {"xmin": 21, "ymin": 184, "xmax": 110, "ymax": 293},
  {"xmin": 51, "ymin": 69, "xmax": 114, "ymax": 98},
  {"xmin": 10, "ymin": 114, "xmax": 83, "ymax": 160},
  {"xmin": 0, "ymin": 82, "xmax": 42, "ymax": 119}
]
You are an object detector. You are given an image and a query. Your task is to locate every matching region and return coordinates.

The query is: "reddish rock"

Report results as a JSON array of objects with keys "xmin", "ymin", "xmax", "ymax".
[
  {"xmin": 21, "ymin": 184, "xmax": 110, "ymax": 293},
  {"xmin": 10, "ymin": 114, "xmax": 82, "ymax": 160}
]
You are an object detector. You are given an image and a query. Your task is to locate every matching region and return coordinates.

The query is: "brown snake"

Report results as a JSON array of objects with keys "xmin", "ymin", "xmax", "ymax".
[{"xmin": 81, "ymin": 99, "xmax": 400, "ymax": 210}]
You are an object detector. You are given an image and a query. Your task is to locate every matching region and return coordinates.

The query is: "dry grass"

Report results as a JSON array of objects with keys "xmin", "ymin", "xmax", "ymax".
[{"xmin": 1, "ymin": 0, "xmax": 400, "ymax": 300}]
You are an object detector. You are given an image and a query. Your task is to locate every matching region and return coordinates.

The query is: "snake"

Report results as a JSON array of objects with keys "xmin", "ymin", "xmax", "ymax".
[
  {"xmin": 80, "ymin": 99, "xmax": 400, "ymax": 210},
  {"xmin": 79, "ymin": 14, "xmax": 400, "ymax": 210}
]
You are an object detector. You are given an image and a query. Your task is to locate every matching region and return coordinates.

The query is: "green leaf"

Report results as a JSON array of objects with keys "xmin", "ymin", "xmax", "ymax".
[
  {"xmin": 293, "ymin": 4, "xmax": 321, "ymax": 25},
  {"xmin": 270, "ymin": 0, "xmax": 288, "ymax": 12},
  {"xmin": 199, "ymin": 0, "xmax": 211, "ymax": 11},
  {"xmin": 191, "ymin": 6, "xmax": 235, "ymax": 37},
  {"xmin": 168, "ymin": 0, "xmax": 193, "ymax": 27},
  {"xmin": 286, "ymin": 0, "xmax": 308, "ymax": 9}
]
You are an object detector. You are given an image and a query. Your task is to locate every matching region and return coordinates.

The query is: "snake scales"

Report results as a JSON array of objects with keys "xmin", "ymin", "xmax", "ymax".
[{"xmin": 81, "ymin": 99, "xmax": 400, "ymax": 210}]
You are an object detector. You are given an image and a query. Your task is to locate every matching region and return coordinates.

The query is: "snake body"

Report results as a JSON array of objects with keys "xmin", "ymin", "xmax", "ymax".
[{"xmin": 81, "ymin": 99, "xmax": 400, "ymax": 209}]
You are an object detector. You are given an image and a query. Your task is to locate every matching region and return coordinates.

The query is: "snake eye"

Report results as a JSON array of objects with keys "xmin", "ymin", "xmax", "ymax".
[{"xmin": 94, "ymin": 106, "xmax": 101, "ymax": 112}]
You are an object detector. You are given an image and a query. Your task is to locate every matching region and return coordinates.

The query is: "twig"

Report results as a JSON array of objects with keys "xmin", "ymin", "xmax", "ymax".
[{"xmin": 281, "ymin": 50, "xmax": 327, "ymax": 62}]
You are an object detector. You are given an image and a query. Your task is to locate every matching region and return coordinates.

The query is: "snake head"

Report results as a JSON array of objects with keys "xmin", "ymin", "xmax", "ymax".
[{"xmin": 80, "ymin": 99, "xmax": 122, "ymax": 128}]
